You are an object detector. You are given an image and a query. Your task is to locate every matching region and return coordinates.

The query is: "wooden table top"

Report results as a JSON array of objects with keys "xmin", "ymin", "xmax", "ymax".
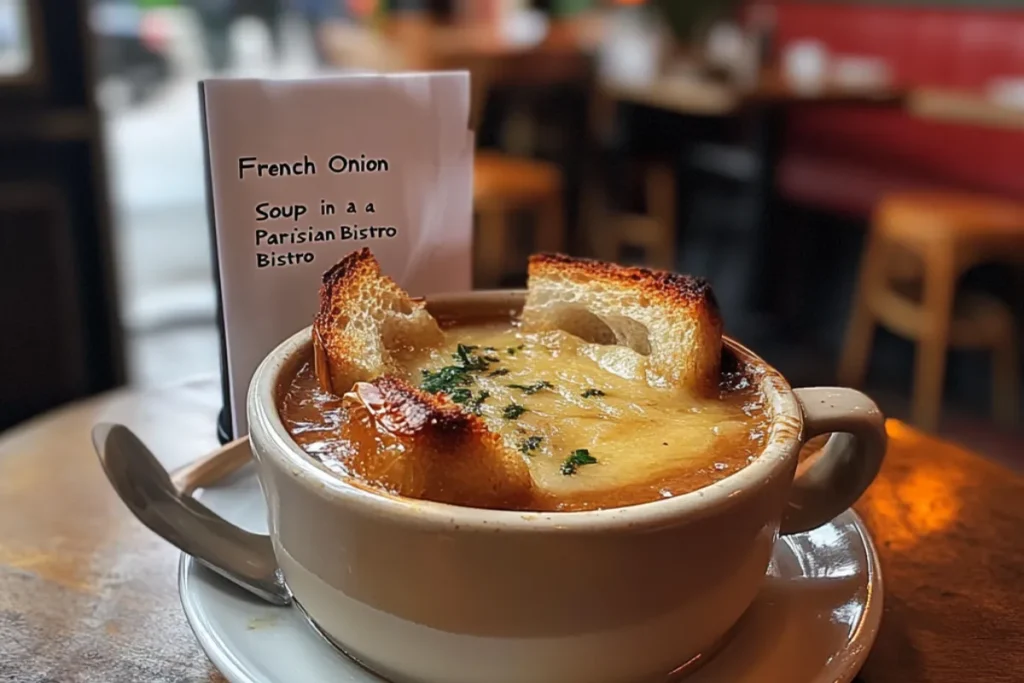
[
  {"xmin": 1, "ymin": 378, "xmax": 1022, "ymax": 682},
  {"xmin": 602, "ymin": 70, "xmax": 906, "ymax": 117},
  {"xmin": 908, "ymin": 88, "xmax": 1024, "ymax": 130},
  {"xmin": 605, "ymin": 73, "xmax": 1024, "ymax": 131},
  {"xmin": 322, "ymin": 14, "xmax": 602, "ymax": 79}
]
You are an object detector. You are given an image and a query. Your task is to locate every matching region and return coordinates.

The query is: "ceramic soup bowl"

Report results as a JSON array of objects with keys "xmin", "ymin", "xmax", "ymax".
[{"xmin": 239, "ymin": 292, "xmax": 883, "ymax": 683}]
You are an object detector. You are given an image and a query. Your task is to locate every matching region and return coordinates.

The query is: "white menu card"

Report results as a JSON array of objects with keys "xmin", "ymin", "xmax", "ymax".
[{"xmin": 201, "ymin": 73, "xmax": 474, "ymax": 437}]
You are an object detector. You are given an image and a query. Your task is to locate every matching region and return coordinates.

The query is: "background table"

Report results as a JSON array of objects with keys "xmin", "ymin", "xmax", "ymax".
[
  {"xmin": 602, "ymin": 71, "xmax": 905, "ymax": 118},
  {"xmin": 1, "ymin": 378, "xmax": 1022, "ymax": 682},
  {"xmin": 322, "ymin": 16, "xmax": 602, "ymax": 93}
]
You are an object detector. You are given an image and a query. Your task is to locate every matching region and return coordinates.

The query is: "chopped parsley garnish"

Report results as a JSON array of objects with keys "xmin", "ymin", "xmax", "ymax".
[
  {"xmin": 448, "ymin": 388, "xmax": 473, "ymax": 403},
  {"xmin": 508, "ymin": 381, "xmax": 554, "ymax": 395},
  {"xmin": 502, "ymin": 402, "xmax": 527, "ymax": 420},
  {"xmin": 506, "ymin": 344, "xmax": 525, "ymax": 356},
  {"xmin": 420, "ymin": 365, "xmax": 473, "ymax": 394},
  {"xmin": 483, "ymin": 346, "xmax": 497, "ymax": 352},
  {"xmin": 581, "ymin": 388, "xmax": 605, "ymax": 398},
  {"xmin": 488, "ymin": 368, "xmax": 510, "ymax": 377},
  {"xmin": 560, "ymin": 449, "xmax": 597, "ymax": 475},
  {"xmin": 453, "ymin": 343, "xmax": 491, "ymax": 371},
  {"xmin": 460, "ymin": 390, "xmax": 490, "ymax": 415},
  {"xmin": 448, "ymin": 387, "xmax": 490, "ymax": 414},
  {"xmin": 423, "ymin": 342, "xmax": 500, "ymax": 394},
  {"xmin": 518, "ymin": 435, "xmax": 543, "ymax": 454},
  {"xmin": 446, "ymin": 382, "xmax": 489, "ymax": 413}
]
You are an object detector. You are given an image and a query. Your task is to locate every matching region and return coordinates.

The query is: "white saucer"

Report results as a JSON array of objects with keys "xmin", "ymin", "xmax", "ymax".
[{"xmin": 180, "ymin": 466, "xmax": 883, "ymax": 683}]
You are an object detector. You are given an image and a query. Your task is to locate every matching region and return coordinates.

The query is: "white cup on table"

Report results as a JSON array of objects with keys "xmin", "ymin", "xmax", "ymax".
[{"xmin": 783, "ymin": 39, "xmax": 830, "ymax": 94}]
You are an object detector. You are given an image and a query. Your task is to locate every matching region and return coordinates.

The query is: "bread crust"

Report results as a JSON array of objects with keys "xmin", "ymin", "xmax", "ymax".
[
  {"xmin": 352, "ymin": 375, "xmax": 493, "ymax": 441},
  {"xmin": 313, "ymin": 248, "xmax": 442, "ymax": 395},
  {"xmin": 522, "ymin": 253, "xmax": 723, "ymax": 395},
  {"xmin": 528, "ymin": 253, "xmax": 721, "ymax": 314},
  {"xmin": 341, "ymin": 376, "xmax": 534, "ymax": 509},
  {"xmin": 319, "ymin": 246, "xmax": 378, "ymax": 300}
]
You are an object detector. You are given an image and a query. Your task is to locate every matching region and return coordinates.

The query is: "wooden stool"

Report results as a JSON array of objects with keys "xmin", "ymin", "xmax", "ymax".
[
  {"xmin": 593, "ymin": 162, "xmax": 676, "ymax": 270},
  {"xmin": 473, "ymin": 151, "xmax": 565, "ymax": 288},
  {"xmin": 838, "ymin": 192, "xmax": 1024, "ymax": 430}
]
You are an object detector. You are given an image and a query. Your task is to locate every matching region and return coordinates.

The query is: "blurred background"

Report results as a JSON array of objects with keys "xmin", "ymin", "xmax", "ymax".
[{"xmin": 3, "ymin": 0, "xmax": 1024, "ymax": 468}]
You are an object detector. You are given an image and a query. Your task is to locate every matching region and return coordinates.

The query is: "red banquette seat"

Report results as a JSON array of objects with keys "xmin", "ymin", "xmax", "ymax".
[{"xmin": 769, "ymin": 2, "xmax": 1024, "ymax": 216}]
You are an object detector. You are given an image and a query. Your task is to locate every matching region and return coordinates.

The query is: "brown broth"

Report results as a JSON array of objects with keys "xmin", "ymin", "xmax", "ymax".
[{"xmin": 279, "ymin": 323, "xmax": 769, "ymax": 512}]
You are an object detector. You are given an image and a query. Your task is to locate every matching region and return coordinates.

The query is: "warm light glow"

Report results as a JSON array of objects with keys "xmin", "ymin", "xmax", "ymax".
[
  {"xmin": 885, "ymin": 418, "xmax": 916, "ymax": 441},
  {"xmin": 867, "ymin": 420, "xmax": 965, "ymax": 550},
  {"xmin": 348, "ymin": 0, "xmax": 378, "ymax": 18}
]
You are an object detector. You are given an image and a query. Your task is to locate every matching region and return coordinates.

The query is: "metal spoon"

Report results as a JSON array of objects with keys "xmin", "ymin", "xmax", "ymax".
[{"xmin": 91, "ymin": 422, "xmax": 292, "ymax": 606}]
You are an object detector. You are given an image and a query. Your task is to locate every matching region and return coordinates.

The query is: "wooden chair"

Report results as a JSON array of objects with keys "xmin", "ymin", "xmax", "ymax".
[
  {"xmin": 590, "ymin": 161, "xmax": 677, "ymax": 271},
  {"xmin": 463, "ymin": 56, "xmax": 577, "ymax": 288},
  {"xmin": 838, "ymin": 192, "xmax": 1024, "ymax": 430},
  {"xmin": 582, "ymin": 76, "xmax": 678, "ymax": 270},
  {"xmin": 473, "ymin": 151, "xmax": 564, "ymax": 288}
]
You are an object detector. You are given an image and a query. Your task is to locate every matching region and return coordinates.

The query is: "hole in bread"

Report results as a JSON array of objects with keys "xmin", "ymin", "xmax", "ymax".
[
  {"xmin": 380, "ymin": 315, "xmax": 413, "ymax": 355},
  {"xmin": 601, "ymin": 315, "xmax": 652, "ymax": 356},
  {"xmin": 545, "ymin": 306, "xmax": 652, "ymax": 356},
  {"xmin": 547, "ymin": 306, "xmax": 617, "ymax": 345}
]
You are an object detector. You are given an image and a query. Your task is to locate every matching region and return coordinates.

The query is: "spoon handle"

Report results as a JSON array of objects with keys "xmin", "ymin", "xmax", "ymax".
[
  {"xmin": 171, "ymin": 436, "xmax": 252, "ymax": 495},
  {"xmin": 92, "ymin": 423, "xmax": 292, "ymax": 606}
]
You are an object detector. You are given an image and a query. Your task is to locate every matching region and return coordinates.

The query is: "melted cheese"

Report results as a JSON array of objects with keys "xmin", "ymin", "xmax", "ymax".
[{"xmin": 399, "ymin": 324, "xmax": 763, "ymax": 503}]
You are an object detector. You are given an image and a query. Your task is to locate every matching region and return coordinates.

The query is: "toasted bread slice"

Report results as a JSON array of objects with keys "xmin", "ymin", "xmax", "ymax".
[
  {"xmin": 313, "ymin": 248, "xmax": 443, "ymax": 395},
  {"xmin": 521, "ymin": 254, "xmax": 722, "ymax": 395},
  {"xmin": 340, "ymin": 376, "xmax": 534, "ymax": 509}
]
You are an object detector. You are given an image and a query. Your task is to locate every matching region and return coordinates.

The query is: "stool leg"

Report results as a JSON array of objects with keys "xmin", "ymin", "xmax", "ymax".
[
  {"xmin": 912, "ymin": 242, "xmax": 956, "ymax": 431},
  {"xmin": 474, "ymin": 207, "xmax": 508, "ymax": 289},
  {"xmin": 536, "ymin": 195, "xmax": 566, "ymax": 255},
  {"xmin": 838, "ymin": 232, "xmax": 886, "ymax": 388},
  {"xmin": 993, "ymin": 331, "xmax": 1019, "ymax": 427},
  {"xmin": 645, "ymin": 164, "xmax": 677, "ymax": 271},
  {"xmin": 593, "ymin": 225, "xmax": 619, "ymax": 263}
]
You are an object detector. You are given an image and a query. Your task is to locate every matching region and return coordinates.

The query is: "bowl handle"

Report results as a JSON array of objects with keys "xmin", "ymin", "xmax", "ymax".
[
  {"xmin": 92, "ymin": 423, "xmax": 292, "ymax": 606},
  {"xmin": 779, "ymin": 387, "xmax": 887, "ymax": 536}
]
